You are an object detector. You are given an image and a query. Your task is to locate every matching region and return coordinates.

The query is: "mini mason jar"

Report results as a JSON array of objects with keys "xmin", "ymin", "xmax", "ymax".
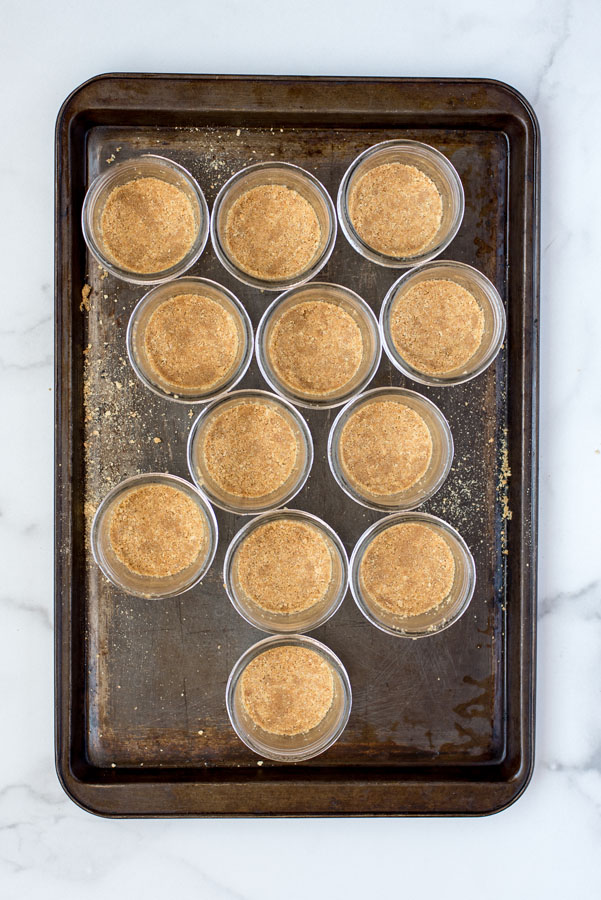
[
  {"xmin": 224, "ymin": 509, "xmax": 349, "ymax": 633},
  {"xmin": 337, "ymin": 139, "xmax": 464, "ymax": 268},
  {"xmin": 90, "ymin": 473, "xmax": 218, "ymax": 599},
  {"xmin": 82, "ymin": 155, "xmax": 209, "ymax": 284},
  {"xmin": 380, "ymin": 260, "xmax": 507, "ymax": 386},
  {"xmin": 350, "ymin": 511, "xmax": 476, "ymax": 638},
  {"xmin": 187, "ymin": 389, "xmax": 313, "ymax": 515},
  {"xmin": 255, "ymin": 282, "xmax": 381, "ymax": 409},
  {"xmin": 126, "ymin": 277, "xmax": 253, "ymax": 403},
  {"xmin": 226, "ymin": 634, "xmax": 352, "ymax": 762},
  {"xmin": 210, "ymin": 161, "xmax": 337, "ymax": 291},
  {"xmin": 327, "ymin": 386, "xmax": 453, "ymax": 512}
]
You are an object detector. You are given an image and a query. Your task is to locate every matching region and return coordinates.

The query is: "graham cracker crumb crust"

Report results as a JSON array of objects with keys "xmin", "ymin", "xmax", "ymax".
[
  {"xmin": 349, "ymin": 162, "xmax": 442, "ymax": 258},
  {"xmin": 109, "ymin": 484, "xmax": 206, "ymax": 578},
  {"xmin": 360, "ymin": 522, "xmax": 455, "ymax": 617},
  {"xmin": 201, "ymin": 400, "xmax": 298, "ymax": 498},
  {"xmin": 240, "ymin": 645, "xmax": 334, "ymax": 735},
  {"xmin": 100, "ymin": 177, "xmax": 197, "ymax": 274},
  {"xmin": 144, "ymin": 293, "xmax": 239, "ymax": 392},
  {"xmin": 224, "ymin": 184, "xmax": 320, "ymax": 280},
  {"xmin": 391, "ymin": 279, "xmax": 484, "ymax": 375},
  {"xmin": 237, "ymin": 520, "xmax": 332, "ymax": 614},
  {"xmin": 340, "ymin": 400, "xmax": 433, "ymax": 496},
  {"xmin": 268, "ymin": 300, "xmax": 363, "ymax": 396}
]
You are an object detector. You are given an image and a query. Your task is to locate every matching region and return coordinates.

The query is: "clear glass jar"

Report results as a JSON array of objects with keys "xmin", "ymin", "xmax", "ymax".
[
  {"xmin": 210, "ymin": 161, "xmax": 337, "ymax": 290},
  {"xmin": 255, "ymin": 282, "xmax": 381, "ymax": 409},
  {"xmin": 90, "ymin": 473, "xmax": 218, "ymax": 599},
  {"xmin": 81, "ymin": 155, "xmax": 209, "ymax": 284},
  {"xmin": 380, "ymin": 260, "xmax": 507, "ymax": 386},
  {"xmin": 187, "ymin": 389, "xmax": 313, "ymax": 515},
  {"xmin": 337, "ymin": 139, "xmax": 464, "ymax": 268},
  {"xmin": 224, "ymin": 509, "xmax": 349, "ymax": 633},
  {"xmin": 126, "ymin": 276, "xmax": 253, "ymax": 403},
  {"xmin": 226, "ymin": 634, "xmax": 352, "ymax": 761},
  {"xmin": 350, "ymin": 511, "xmax": 476, "ymax": 638},
  {"xmin": 327, "ymin": 386, "xmax": 453, "ymax": 512}
]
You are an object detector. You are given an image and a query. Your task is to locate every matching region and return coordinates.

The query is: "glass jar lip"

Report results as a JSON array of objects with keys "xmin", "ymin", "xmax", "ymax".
[
  {"xmin": 327, "ymin": 386, "xmax": 454, "ymax": 512},
  {"xmin": 90, "ymin": 472, "xmax": 219, "ymax": 599},
  {"xmin": 210, "ymin": 160, "xmax": 337, "ymax": 291},
  {"xmin": 126, "ymin": 276, "xmax": 254, "ymax": 404},
  {"xmin": 225, "ymin": 633, "xmax": 352, "ymax": 761},
  {"xmin": 255, "ymin": 281, "xmax": 382, "ymax": 410},
  {"xmin": 349, "ymin": 510, "xmax": 476, "ymax": 638},
  {"xmin": 379, "ymin": 260, "xmax": 507, "ymax": 386},
  {"xmin": 81, "ymin": 154, "xmax": 209, "ymax": 285},
  {"xmin": 337, "ymin": 138, "xmax": 465, "ymax": 269},
  {"xmin": 186, "ymin": 388, "xmax": 314, "ymax": 515},
  {"xmin": 223, "ymin": 507, "xmax": 350, "ymax": 634}
]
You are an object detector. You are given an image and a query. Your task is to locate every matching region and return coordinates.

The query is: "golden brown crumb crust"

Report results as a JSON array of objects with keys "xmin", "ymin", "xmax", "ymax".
[
  {"xmin": 391, "ymin": 279, "xmax": 484, "ymax": 375},
  {"xmin": 340, "ymin": 400, "xmax": 432, "ymax": 495},
  {"xmin": 268, "ymin": 300, "xmax": 363, "ymax": 395},
  {"xmin": 240, "ymin": 646, "xmax": 334, "ymax": 735},
  {"xmin": 144, "ymin": 293, "xmax": 239, "ymax": 391},
  {"xmin": 349, "ymin": 163, "xmax": 442, "ymax": 258},
  {"xmin": 109, "ymin": 484, "xmax": 206, "ymax": 577},
  {"xmin": 201, "ymin": 401, "xmax": 298, "ymax": 498},
  {"xmin": 224, "ymin": 184, "xmax": 320, "ymax": 280},
  {"xmin": 100, "ymin": 177, "xmax": 196, "ymax": 273},
  {"xmin": 237, "ymin": 520, "xmax": 332, "ymax": 613},
  {"xmin": 360, "ymin": 522, "xmax": 455, "ymax": 616}
]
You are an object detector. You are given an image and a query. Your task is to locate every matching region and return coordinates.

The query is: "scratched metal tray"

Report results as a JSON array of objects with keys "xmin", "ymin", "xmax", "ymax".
[{"xmin": 55, "ymin": 74, "xmax": 539, "ymax": 817}]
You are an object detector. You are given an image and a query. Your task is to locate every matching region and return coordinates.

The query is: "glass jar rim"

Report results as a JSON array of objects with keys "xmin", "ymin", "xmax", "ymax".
[
  {"xmin": 337, "ymin": 139, "xmax": 465, "ymax": 269},
  {"xmin": 81, "ymin": 154, "xmax": 209, "ymax": 285},
  {"xmin": 126, "ymin": 276, "xmax": 254, "ymax": 404},
  {"xmin": 210, "ymin": 161, "xmax": 337, "ymax": 291},
  {"xmin": 379, "ymin": 259, "xmax": 507, "ymax": 386},
  {"xmin": 255, "ymin": 281, "xmax": 382, "ymax": 409}
]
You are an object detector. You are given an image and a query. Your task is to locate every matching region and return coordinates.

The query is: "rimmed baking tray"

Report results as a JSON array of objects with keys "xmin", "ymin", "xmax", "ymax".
[{"xmin": 55, "ymin": 74, "xmax": 539, "ymax": 817}]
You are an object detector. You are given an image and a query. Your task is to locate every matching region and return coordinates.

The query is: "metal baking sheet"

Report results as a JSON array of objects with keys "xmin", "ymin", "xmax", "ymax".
[{"xmin": 55, "ymin": 74, "xmax": 539, "ymax": 816}]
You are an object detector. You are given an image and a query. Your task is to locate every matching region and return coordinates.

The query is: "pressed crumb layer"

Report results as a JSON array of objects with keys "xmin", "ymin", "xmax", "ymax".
[
  {"xmin": 240, "ymin": 646, "xmax": 335, "ymax": 735},
  {"xmin": 360, "ymin": 522, "xmax": 455, "ymax": 617},
  {"xmin": 224, "ymin": 184, "xmax": 320, "ymax": 280},
  {"xmin": 108, "ymin": 484, "xmax": 206, "ymax": 578},
  {"xmin": 391, "ymin": 279, "xmax": 485, "ymax": 375},
  {"xmin": 100, "ymin": 177, "xmax": 197, "ymax": 274},
  {"xmin": 201, "ymin": 401, "xmax": 298, "ymax": 498},
  {"xmin": 339, "ymin": 400, "xmax": 433, "ymax": 496},
  {"xmin": 268, "ymin": 300, "xmax": 363, "ymax": 396},
  {"xmin": 236, "ymin": 520, "xmax": 333, "ymax": 614},
  {"xmin": 348, "ymin": 162, "xmax": 442, "ymax": 258},
  {"xmin": 143, "ymin": 293, "xmax": 240, "ymax": 392}
]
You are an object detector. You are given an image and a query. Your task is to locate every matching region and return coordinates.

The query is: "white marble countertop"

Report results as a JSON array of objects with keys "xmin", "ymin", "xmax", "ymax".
[{"xmin": 2, "ymin": 0, "xmax": 600, "ymax": 896}]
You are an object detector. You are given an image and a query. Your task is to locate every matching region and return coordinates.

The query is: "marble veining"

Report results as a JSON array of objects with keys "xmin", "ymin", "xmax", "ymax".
[{"xmin": 1, "ymin": 0, "xmax": 601, "ymax": 897}]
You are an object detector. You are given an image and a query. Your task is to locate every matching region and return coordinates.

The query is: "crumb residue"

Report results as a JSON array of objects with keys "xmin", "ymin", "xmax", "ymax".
[
  {"xmin": 80, "ymin": 283, "xmax": 92, "ymax": 312},
  {"xmin": 498, "ymin": 428, "xmax": 512, "ymax": 531}
]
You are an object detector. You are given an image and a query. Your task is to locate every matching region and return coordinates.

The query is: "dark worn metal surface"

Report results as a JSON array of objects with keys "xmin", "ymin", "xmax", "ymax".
[{"xmin": 55, "ymin": 75, "xmax": 539, "ymax": 816}]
